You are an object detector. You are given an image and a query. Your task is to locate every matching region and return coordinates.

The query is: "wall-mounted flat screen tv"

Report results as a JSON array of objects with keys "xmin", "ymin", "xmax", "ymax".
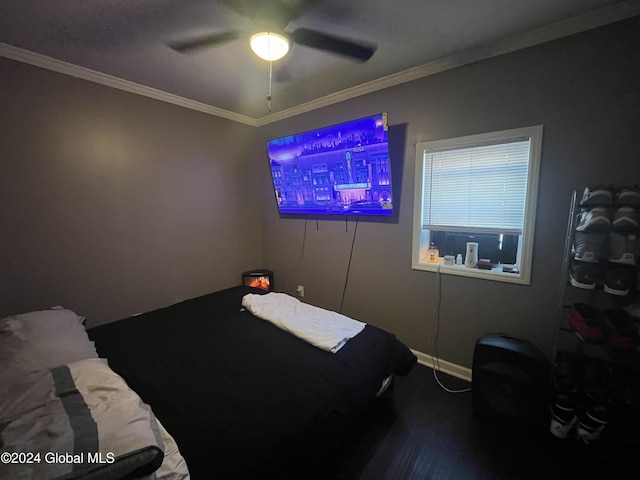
[{"xmin": 266, "ymin": 112, "xmax": 393, "ymax": 216}]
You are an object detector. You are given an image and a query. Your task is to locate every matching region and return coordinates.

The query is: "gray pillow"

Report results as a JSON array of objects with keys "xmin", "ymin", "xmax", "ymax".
[{"xmin": 0, "ymin": 308, "xmax": 98, "ymax": 380}]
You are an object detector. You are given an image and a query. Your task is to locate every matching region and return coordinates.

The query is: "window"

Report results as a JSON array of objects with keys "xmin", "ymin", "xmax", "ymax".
[{"xmin": 412, "ymin": 126, "xmax": 542, "ymax": 284}]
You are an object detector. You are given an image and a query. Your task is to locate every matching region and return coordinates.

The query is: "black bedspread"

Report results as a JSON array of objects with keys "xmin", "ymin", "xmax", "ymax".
[{"xmin": 88, "ymin": 286, "xmax": 416, "ymax": 479}]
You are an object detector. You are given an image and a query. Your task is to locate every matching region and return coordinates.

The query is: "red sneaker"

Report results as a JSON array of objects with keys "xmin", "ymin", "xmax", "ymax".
[
  {"xmin": 568, "ymin": 303, "xmax": 604, "ymax": 344},
  {"xmin": 603, "ymin": 309, "xmax": 636, "ymax": 350}
]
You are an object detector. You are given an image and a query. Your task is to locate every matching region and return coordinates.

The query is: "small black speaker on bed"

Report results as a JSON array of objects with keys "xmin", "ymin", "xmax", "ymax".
[{"xmin": 472, "ymin": 333, "xmax": 550, "ymax": 430}]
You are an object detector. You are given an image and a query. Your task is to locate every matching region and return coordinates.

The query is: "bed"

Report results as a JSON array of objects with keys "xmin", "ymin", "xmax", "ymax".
[{"xmin": 1, "ymin": 285, "xmax": 416, "ymax": 479}]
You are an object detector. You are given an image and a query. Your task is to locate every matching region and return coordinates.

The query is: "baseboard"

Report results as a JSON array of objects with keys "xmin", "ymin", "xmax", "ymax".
[{"xmin": 411, "ymin": 349, "xmax": 472, "ymax": 383}]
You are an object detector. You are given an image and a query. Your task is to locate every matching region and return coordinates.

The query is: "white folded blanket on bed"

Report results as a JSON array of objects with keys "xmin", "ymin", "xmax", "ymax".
[{"xmin": 242, "ymin": 293, "xmax": 366, "ymax": 353}]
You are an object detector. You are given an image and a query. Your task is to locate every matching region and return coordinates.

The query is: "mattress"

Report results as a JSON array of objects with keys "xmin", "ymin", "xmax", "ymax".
[{"xmin": 88, "ymin": 286, "xmax": 416, "ymax": 479}]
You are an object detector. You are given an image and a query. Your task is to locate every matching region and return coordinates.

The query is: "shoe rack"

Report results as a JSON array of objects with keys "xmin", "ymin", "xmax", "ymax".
[
  {"xmin": 553, "ymin": 188, "xmax": 640, "ymax": 365},
  {"xmin": 552, "ymin": 188, "xmax": 640, "ymax": 446}
]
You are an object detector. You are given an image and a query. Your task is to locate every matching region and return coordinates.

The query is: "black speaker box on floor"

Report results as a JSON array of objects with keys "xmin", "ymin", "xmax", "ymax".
[{"xmin": 472, "ymin": 333, "xmax": 550, "ymax": 429}]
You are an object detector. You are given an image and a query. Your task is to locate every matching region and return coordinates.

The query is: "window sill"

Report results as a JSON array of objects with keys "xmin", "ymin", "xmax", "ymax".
[{"xmin": 411, "ymin": 260, "xmax": 530, "ymax": 285}]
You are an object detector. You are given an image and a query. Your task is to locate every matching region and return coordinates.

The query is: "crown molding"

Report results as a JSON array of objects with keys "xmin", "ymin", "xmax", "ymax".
[
  {"xmin": 1, "ymin": 1, "xmax": 638, "ymax": 128},
  {"xmin": 254, "ymin": 1, "xmax": 640, "ymax": 126},
  {"xmin": 0, "ymin": 43, "xmax": 258, "ymax": 127}
]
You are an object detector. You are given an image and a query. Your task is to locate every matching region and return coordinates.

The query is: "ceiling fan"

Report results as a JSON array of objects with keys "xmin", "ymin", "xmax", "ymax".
[{"xmin": 167, "ymin": 0, "xmax": 377, "ymax": 62}]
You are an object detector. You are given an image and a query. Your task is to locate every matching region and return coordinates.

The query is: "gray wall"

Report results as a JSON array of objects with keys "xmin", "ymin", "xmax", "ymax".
[
  {"xmin": 258, "ymin": 17, "xmax": 640, "ymax": 367},
  {"xmin": 1, "ymin": 18, "xmax": 638, "ymax": 366},
  {"xmin": 0, "ymin": 59, "xmax": 263, "ymax": 327}
]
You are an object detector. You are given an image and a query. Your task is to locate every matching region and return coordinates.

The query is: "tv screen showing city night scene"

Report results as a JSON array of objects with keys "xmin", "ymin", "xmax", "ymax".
[{"xmin": 266, "ymin": 113, "xmax": 393, "ymax": 216}]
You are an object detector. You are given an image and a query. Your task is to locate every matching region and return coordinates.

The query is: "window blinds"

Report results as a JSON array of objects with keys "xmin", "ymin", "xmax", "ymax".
[{"xmin": 421, "ymin": 139, "xmax": 530, "ymax": 234}]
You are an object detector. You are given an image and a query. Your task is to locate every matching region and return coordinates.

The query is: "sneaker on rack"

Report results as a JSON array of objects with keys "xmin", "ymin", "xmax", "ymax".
[
  {"xmin": 621, "ymin": 299, "xmax": 640, "ymax": 351},
  {"xmin": 608, "ymin": 231, "xmax": 640, "ymax": 265},
  {"xmin": 612, "ymin": 207, "xmax": 640, "ymax": 233},
  {"xmin": 573, "ymin": 231, "xmax": 607, "ymax": 263},
  {"xmin": 569, "ymin": 260, "xmax": 599, "ymax": 289},
  {"xmin": 610, "ymin": 368, "xmax": 640, "ymax": 444},
  {"xmin": 568, "ymin": 303, "xmax": 604, "ymax": 344},
  {"xmin": 576, "ymin": 358, "xmax": 613, "ymax": 444},
  {"xmin": 580, "ymin": 186, "xmax": 615, "ymax": 208},
  {"xmin": 576, "ymin": 403, "xmax": 610, "ymax": 444},
  {"xmin": 550, "ymin": 393, "xmax": 578, "ymax": 439},
  {"xmin": 575, "ymin": 207, "xmax": 611, "ymax": 232},
  {"xmin": 603, "ymin": 309, "xmax": 636, "ymax": 350},
  {"xmin": 615, "ymin": 186, "xmax": 640, "ymax": 207},
  {"xmin": 550, "ymin": 351, "xmax": 583, "ymax": 439},
  {"xmin": 603, "ymin": 265, "xmax": 635, "ymax": 296},
  {"xmin": 623, "ymin": 298, "xmax": 640, "ymax": 318}
]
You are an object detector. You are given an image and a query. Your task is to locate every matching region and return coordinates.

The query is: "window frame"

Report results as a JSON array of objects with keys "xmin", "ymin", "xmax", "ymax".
[{"xmin": 411, "ymin": 125, "xmax": 543, "ymax": 285}]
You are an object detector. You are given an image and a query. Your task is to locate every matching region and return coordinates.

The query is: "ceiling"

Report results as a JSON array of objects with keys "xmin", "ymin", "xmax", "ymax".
[{"xmin": 1, "ymin": 0, "xmax": 638, "ymax": 125}]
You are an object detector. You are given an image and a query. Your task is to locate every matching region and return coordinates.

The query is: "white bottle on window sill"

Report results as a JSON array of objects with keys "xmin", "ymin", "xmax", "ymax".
[{"xmin": 465, "ymin": 242, "xmax": 479, "ymax": 268}]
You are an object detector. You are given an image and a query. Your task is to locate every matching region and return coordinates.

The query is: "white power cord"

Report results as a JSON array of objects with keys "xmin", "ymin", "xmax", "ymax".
[{"xmin": 430, "ymin": 263, "xmax": 471, "ymax": 394}]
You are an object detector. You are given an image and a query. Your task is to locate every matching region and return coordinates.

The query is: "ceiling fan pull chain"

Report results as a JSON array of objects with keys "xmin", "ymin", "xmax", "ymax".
[{"xmin": 267, "ymin": 60, "xmax": 273, "ymax": 112}]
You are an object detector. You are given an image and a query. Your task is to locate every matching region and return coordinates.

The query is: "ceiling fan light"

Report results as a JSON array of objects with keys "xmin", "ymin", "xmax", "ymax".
[{"xmin": 250, "ymin": 32, "xmax": 290, "ymax": 61}]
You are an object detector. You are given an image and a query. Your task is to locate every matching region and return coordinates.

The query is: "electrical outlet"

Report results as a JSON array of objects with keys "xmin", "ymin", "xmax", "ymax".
[{"xmin": 296, "ymin": 285, "xmax": 305, "ymax": 297}]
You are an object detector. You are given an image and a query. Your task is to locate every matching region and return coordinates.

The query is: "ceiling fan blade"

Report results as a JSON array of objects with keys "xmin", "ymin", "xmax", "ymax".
[
  {"xmin": 168, "ymin": 31, "xmax": 240, "ymax": 53},
  {"xmin": 221, "ymin": 0, "xmax": 326, "ymax": 24},
  {"xmin": 291, "ymin": 28, "xmax": 376, "ymax": 61}
]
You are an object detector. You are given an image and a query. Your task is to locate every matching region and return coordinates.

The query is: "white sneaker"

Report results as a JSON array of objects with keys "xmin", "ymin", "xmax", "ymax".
[
  {"xmin": 613, "ymin": 206, "xmax": 640, "ymax": 232},
  {"xmin": 575, "ymin": 207, "xmax": 611, "ymax": 232}
]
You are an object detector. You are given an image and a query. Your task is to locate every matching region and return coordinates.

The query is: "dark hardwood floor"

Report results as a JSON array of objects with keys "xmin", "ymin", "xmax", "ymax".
[{"xmin": 302, "ymin": 364, "xmax": 636, "ymax": 480}]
